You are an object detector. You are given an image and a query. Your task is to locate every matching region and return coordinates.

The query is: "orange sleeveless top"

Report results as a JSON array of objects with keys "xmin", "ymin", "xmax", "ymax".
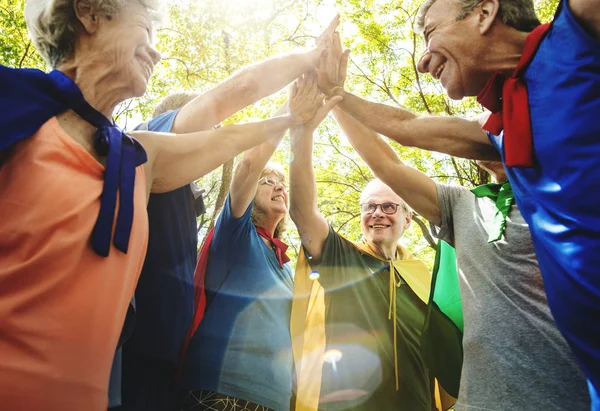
[{"xmin": 0, "ymin": 118, "xmax": 149, "ymax": 410}]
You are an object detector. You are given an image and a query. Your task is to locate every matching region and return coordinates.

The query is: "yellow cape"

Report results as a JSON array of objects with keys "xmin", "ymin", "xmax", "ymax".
[{"xmin": 290, "ymin": 237, "xmax": 455, "ymax": 411}]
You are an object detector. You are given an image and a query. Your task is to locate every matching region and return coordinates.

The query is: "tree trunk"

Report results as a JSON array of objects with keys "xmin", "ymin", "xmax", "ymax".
[{"xmin": 201, "ymin": 158, "xmax": 235, "ymax": 247}]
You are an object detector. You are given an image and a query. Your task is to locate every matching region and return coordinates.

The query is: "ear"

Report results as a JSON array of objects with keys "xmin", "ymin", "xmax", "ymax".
[
  {"xmin": 478, "ymin": 0, "xmax": 501, "ymax": 35},
  {"xmin": 73, "ymin": 0, "xmax": 99, "ymax": 34},
  {"xmin": 404, "ymin": 210, "xmax": 413, "ymax": 230}
]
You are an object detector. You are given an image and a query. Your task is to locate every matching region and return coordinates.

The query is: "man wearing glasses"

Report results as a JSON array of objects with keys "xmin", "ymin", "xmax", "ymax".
[{"xmin": 289, "ymin": 86, "xmax": 435, "ymax": 410}]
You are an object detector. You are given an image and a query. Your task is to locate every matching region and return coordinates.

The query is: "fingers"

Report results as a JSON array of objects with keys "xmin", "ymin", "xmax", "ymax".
[
  {"xmin": 309, "ymin": 95, "xmax": 344, "ymax": 126},
  {"xmin": 290, "ymin": 80, "xmax": 298, "ymax": 98},
  {"xmin": 324, "ymin": 14, "xmax": 340, "ymax": 37},
  {"xmin": 338, "ymin": 49, "xmax": 350, "ymax": 85},
  {"xmin": 333, "ymin": 31, "xmax": 343, "ymax": 60}
]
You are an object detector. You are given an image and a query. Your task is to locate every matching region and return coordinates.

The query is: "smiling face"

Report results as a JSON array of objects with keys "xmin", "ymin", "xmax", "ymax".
[
  {"xmin": 78, "ymin": 0, "xmax": 161, "ymax": 98},
  {"xmin": 416, "ymin": 0, "xmax": 494, "ymax": 99},
  {"xmin": 360, "ymin": 180, "xmax": 412, "ymax": 249},
  {"xmin": 254, "ymin": 172, "xmax": 289, "ymax": 221}
]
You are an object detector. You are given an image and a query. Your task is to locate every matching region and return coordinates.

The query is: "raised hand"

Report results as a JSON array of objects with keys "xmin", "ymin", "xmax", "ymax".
[
  {"xmin": 317, "ymin": 30, "xmax": 350, "ymax": 98},
  {"xmin": 289, "ymin": 71, "xmax": 343, "ymax": 129},
  {"xmin": 315, "ymin": 15, "xmax": 340, "ymax": 53}
]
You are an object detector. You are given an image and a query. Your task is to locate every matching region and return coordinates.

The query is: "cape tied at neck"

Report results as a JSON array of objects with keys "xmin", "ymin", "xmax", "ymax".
[
  {"xmin": 0, "ymin": 66, "xmax": 147, "ymax": 256},
  {"xmin": 476, "ymin": 23, "xmax": 551, "ymax": 167},
  {"xmin": 256, "ymin": 227, "xmax": 291, "ymax": 268},
  {"xmin": 471, "ymin": 181, "xmax": 515, "ymax": 242}
]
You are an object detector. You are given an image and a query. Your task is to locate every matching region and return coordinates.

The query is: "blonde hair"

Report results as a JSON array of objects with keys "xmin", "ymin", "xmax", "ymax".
[
  {"xmin": 25, "ymin": 0, "xmax": 164, "ymax": 67},
  {"xmin": 250, "ymin": 163, "xmax": 288, "ymax": 238},
  {"xmin": 152, "ymin": 91, "xmax": 199, "ymax": 118}
]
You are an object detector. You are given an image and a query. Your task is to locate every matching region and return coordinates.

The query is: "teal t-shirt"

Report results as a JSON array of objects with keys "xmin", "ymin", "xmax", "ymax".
[{"xmin": 180, "ymin": 195, "xmax": 294, "ymax": 410}]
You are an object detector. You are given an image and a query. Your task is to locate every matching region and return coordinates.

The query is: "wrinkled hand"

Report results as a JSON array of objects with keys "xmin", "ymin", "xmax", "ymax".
[
  {"xmin": 316, "ymin": 30, "xmax": 350, "ymax": 98},
  {"xmin": 315, "ymin": 15, "xmax": 340, "ymax": 54},
  {"xmin": 289, "ymin": 71, "xmax": 343, "ymax": 129}
]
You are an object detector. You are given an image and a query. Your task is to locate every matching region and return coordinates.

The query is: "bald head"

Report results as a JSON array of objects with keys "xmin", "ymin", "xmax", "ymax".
[{"xmin": 360, "ymin": 179, "xmax": 408, "ymax": 212}]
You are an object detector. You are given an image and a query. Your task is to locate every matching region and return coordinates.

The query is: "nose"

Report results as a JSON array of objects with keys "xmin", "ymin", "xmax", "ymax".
[
  {"xmin": 371, "ymin": 205, "xmax": 385, "ymax": 217},
  {"xmin": 274, "ymin": 184, "xmax": 286, "ymax": 193},
  {"xmin": 417, "ymin": 48, "xmax": 431, "ymax": 74},
  {"xmin": 148, "ymin": 46, "xmax": 161, "ymax": 65}
]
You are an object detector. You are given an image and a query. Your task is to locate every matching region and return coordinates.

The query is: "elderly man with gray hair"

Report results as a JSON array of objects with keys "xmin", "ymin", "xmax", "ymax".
[{"xmin": 0, "ymin": 1, "xmax": 335, "ymax": 410}]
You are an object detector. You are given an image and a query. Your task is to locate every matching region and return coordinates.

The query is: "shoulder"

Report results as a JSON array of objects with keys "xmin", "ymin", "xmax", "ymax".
[{"xmin": 137, "ymin": 110, "xmax": 181, "ymax": 133}]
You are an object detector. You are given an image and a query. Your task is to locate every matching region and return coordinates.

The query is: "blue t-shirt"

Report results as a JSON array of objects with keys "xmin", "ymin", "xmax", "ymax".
[
  {"xmin": 125, "ymin": 109, "xmax": 198, "ymax": 363},
  {"xmin": 487, "ymin": 2, "xmax": 600, "ymax": 405},
  {"xmin": 180, "ymin": 195, "xmax": 294, "ymax": 411}
]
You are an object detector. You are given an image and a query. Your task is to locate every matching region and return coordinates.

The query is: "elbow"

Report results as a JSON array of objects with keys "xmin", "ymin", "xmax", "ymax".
[{"xmin": 234, "ymin": 72, "xmax": 259, "ymax": 102}]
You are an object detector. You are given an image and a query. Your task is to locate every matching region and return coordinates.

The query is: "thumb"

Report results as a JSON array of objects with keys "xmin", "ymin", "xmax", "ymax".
[{"xmin": 309, "ymin": 95, "xmax": 344, "ymax": 127}]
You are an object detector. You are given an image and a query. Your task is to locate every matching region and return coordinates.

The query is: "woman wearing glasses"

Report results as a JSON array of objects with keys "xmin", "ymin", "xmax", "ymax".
[{"xmin": 178, "ymin": 74, "xmax": 341, "ymax": 411}]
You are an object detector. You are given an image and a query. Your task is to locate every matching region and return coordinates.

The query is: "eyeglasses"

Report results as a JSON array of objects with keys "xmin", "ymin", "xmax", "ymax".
[
  {"xmin": 360, "ymin": 203, "xmax": 401, "ymax": 215},
  {"xmin": 259, "ymin": 176, "xmax": 287, "ymax": 190}
]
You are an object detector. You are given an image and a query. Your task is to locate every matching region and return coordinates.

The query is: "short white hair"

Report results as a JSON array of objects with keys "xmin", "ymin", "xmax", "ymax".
[
  {"xmin": 360, "ymin": 179, "xmax": 410, "ymax": 213},
  {"xmin": 25, "ymin": 0, "xmax": 164, "ymax": 67}
]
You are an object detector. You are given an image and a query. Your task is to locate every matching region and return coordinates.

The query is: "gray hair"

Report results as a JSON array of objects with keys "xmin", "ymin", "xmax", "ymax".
[
  {"xmin": 251, "ymin": 163, "xmax": 288, "ymax": 239},
  {"xmin": 360, "ymin": 179, "xmax": 411, "ymax": 214},
  {"xmin": 25, "ymin": 0, "xmax": 163, "ymax": 68},
  {"xmin": 152, "ymin": 91, "xmax": 200, "ymax": 118},
  {"xmin": 416, "ymin": 0, "xmax": 540, "ymax": 34}
]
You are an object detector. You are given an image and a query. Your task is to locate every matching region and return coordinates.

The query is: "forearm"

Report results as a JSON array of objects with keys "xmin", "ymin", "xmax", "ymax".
[
  {"xmin": 334, "ymin": 107, "xmax": 442, "ymax": 224},
  {"xmin": 230, "ymin": 106, "xmax": 288, "ymax": 215},
  {"xmin": 338, "ymin": 91, "xmax": 498, "ymax": 160},
  {"xmin": 337, "ymin": 91, "xmax": 418, "ymax": 144},
  {"xmin": 146, "ymin": 115, "xmax": 293, "ymax": 193},
  {"xmin": 172, "ymin": 49, "xmax": 321, "ymax": 133},
  {"xmin": 289, "ymin": 128, "xmax": 320, "ymax": 220},
  {"xmin": 289, "ymin": 127, "xmax": 329, "ymax": 258},
  {"xmin": 334, "ymin": 107, "xmax": 402, "ymax": 173}
]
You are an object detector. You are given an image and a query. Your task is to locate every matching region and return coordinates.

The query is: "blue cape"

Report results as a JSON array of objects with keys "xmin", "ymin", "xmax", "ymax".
[{"xmin": 0, "ymin": 65, "xmax": 147, "ymax": 256}]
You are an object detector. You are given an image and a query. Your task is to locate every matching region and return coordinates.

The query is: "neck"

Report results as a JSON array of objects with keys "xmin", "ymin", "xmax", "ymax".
[
  {"xmin": 256, "ymin": 215, "xmax": 281, "ymax": 238},
  {"xmin": 491, "ymin": 172, "xmax": 508, "ymax": 183},
  {"xmin": 481, "ymin": 28, "xmax": 529, "ymax": 78},
  {"xmin": 57, "ymin": 56, "xmax": 135, "ymax": 119},
  {"xmin": 367, "ymin": 239, "xmax": 397, "ymax": 260}
]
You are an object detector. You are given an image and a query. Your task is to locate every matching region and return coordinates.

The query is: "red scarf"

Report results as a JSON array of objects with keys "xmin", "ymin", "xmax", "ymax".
[
  {"xmin": 477, "ymin": 23, "xmax": 551, "ymax": 167},
  {"xmin": 256, "ymin": 227, "xmax": 291, "ymax": 268}
]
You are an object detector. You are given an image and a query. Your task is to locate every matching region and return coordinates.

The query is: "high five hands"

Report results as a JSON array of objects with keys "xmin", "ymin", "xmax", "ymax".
[
  {"xmin": 289, "ymin": 71, "xmax": 343, "ymax": 132},
  {"xmin": 316, "ymin": 15, "xmax": 351, "ymax": 100}
]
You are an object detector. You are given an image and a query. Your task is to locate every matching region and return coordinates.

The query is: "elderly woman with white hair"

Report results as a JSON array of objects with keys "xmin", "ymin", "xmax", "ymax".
[{"xmin": 0, "ymin": 1, "xmax": 340, "ymax": 410}]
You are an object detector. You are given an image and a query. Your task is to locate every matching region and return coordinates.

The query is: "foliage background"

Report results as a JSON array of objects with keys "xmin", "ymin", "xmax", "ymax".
[{"xmin": 1, "ymin": 0, "xmax": 560, "ymax": 267}]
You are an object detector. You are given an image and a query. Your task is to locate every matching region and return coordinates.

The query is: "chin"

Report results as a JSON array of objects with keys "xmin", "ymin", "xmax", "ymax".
[{"xmin": 445, "ymin": 85, "xmax": 466, "ymax": 100}]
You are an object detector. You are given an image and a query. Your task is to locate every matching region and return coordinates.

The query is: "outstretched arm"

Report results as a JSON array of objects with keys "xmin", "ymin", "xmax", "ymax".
[
  {"xmin": 136, "ymin": 115, "xmax": 295, "ymax": 196},
  {"xmin": 139, "ymin": 74, "xmax": 342, "ymax": 198},
  {"xmin": 289, "ymin": 75, "xmax": 342, "ymax": 262},
  {"xmin": 229, "ymin": 104, "xmax": 288, "ymax": 218},
  {"xmin": 317, "ymin": 34, "xmax": 499, "ymax": 161},
  {"xmin": 170, "ymin": 16, "xmax": 341, "ymax": 133},
  {"xmin": 333, "ymin": 108, "xmax": 442, "ymax": 225}
]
